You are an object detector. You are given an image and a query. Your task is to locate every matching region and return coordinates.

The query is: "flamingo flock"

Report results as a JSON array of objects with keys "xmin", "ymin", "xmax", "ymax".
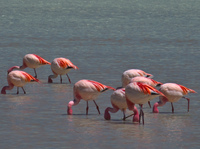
[{"xmin": 1, "ymin": 54, "xmax": 197, "ymax": 124}]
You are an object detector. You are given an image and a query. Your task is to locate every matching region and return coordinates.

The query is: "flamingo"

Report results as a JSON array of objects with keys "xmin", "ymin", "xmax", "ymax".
[
  {"xmin": 121, "ymin": 69, "xmax": 153, "ymax": 88},
  {"xmin": 1, "ymin": 70, "xmax": 40, "ymax": 94},
  {"xmin": 130, "ymin": 76, "xmax": 163, "ymax": 108},
  {"xmin": 125, "ymin": 82, "xmax": 166, "ymax": 124},
  {"xmin": 153, "ymin": 83, "xmax": 196, "ymax": 113},
  {"xmin": 48, "ymin": 57, "xmax": 78, "ymax": 84},
  {"xmin": 67, "ymin": 79, "xmax": 116, "ymax": 115},
  {"xmin": 7, "ymin": 54, "xmax": 51, "ymax": 78},
  {"xmin": 104, "ymin": 88, "xmax": 139, "ymax": 122}
]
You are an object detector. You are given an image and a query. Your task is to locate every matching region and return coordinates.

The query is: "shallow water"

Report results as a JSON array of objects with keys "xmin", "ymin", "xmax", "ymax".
[{"xmin": 0, "ymin": 0, "xmax": 200, "ymax": 148}]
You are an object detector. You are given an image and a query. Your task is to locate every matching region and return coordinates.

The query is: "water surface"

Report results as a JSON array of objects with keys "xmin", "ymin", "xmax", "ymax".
[{"xmin": 0, "ymin": 0, "xmax": 200, "ymax": 148}]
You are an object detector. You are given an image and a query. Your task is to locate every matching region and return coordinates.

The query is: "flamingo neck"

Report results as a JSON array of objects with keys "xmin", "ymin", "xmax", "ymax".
[
  {"xmin": 133, "ymin": 106, "xmax": 139, "ymax": 122},
  {"xmin": 104, "ymin": 107, "xmax": 111, "ymax": 120},
  {"xmin": 1, "ymin": 84, "xmax": 14, "ymax": 94},
  {"xmin": 67, "ymin": 98, "xmax": 81, "ymax": 115},
  {"xmin": 7, "ymin": 66, "xmax": 20, "ymax": 73},
  {"xmin": 153, "ymin": 97, "xmax": 168, "ymax": 113},
  {"xmin": 104, "ymin": 106, "xmax": 119, "ymax": 120}
]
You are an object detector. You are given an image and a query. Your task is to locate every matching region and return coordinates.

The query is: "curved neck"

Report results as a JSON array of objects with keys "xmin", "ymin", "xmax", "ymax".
[
  {"xmin": 7, "ymin": 65, "xmax": 27, "ymax": 73},
  {"xmin": 1, "ymin": 84, "xmax": 14, "ymax": 94},
  {"xmin": 67, "ymin": 99, "xmax": 81, "ymax": 115},
  {"xmin": 153, "ymin": 96, "xmax": 168, "ymax": 113},
  {"xmin": 132, "ymin": 106, "xmax": 139, "ymax": 122}
]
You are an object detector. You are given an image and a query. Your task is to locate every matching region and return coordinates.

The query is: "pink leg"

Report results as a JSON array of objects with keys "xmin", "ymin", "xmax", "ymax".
[
  {"xmin": 93, "ymin": 100, "xmax": 100, "ymax": 114},
  {"xmin": 183, "ymin": 97, "xmax": 190, "ymax": 112},
  {"xmin": 148, "ymin": 101, "xmax": 151, "ymax": 108},
  {"xmin": 66, "ymin": 74, "xmax": 71, "ymax": 84},
  {"xmin": 17, "ymin": 87, "xmax": 19, "ymax": 94},
  {"xmin": 34, "ymin": 68, "xmax": 37, "ymax": 78},
  {"xmin": 122, "ymin": 110, "xmax": 126, "ymax": 121},
  {"xmin": 60, "ymin": 75, "xmax": 62, "ymax": 83},
  {"xmin": 21, "ymin": 87, "xmax": 26, "ymax": 94},
  {"xmin": 86, "ymin": 101, "xmax": 89, "ymax": 115},
  {"xmin": 139, "ymin": 104, "xmax": 144, "ymax": 125},
  {"xmin": 123, "ymin": 113, "xmax": 134, "ymax": 120},
  {"xmin": 171, "ymin": 102, "xmax": 174, "ymax": 113}
]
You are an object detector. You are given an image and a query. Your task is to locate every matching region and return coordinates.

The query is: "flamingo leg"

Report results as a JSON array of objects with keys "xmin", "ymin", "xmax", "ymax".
[
  {"xmin": 66, "ymin": 74, "xmax": 71, "ymax": 84},
  {"xmin": 21, "ymin": 87, "xmax": 26, "ymax": 94},
  {"xmin": 122, "ymin": 110, "xmax": 126, "ymax": 121},
  {"xmin": 124, "ymin": 113, "xmax": 134, "ymax": 120},
  {"xmin": 34, "ymin": 68, "xmax": 37, "ymax": 78},
  {"xmin": 141, "ymin": 109, "xmax": 144, "ymax": 125},
  {"xmin": 17, "ymin": 87, "xmax": 19, "ymax": 94},
  {"xmin": 139, "ymin": 104, "xmax": 144, "ymax": 125},
  {"xmin": 148, "ymin": 101, "xmax": 151, "ymax": 108},
  {"xmin": 86, "ymin": 101, "xmax": 89, "ymax": 115},
  {"xmin": 171, "ymin": 102, "xmax": 174, "ymax": 113},
  {"xmin": 60, "ymin": 75, "xmax": 62, "ymax": 83},
  {"xmin": 183, "ymin": 97, "xmax": 190, "ymax": 112},
  {"xmin": 93, "ymin": 100, "xmax": 100, "ymax": 114}
]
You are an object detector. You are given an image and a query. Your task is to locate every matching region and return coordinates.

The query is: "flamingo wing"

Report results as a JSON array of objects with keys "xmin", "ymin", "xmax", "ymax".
[
  {"xmin": 177, "ymin": 84, "xmax": 196, "ymax": 95},
  {"xmin": 33, "ymin": 54, "xmax": 51, "ymax": 65},
  {"xmin": 137, "ymin": 82, "xmax": 165, "ymax": 97},
  {"xmin": 57, "ymin": 58, "xmax": 78, "ymax": 70},
  {"xmin": 87, "ymin": 80, "xmax": 115, "ymax": 92},
  {"xmin": 21, "ymin": 71, "xmax": 41, "ymax": 83}
]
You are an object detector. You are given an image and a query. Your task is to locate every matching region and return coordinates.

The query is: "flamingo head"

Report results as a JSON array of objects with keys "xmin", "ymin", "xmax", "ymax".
[
  {"xmin": 67, "ymin": 101, "xmax": 74, "ymax": 115},
  {"xmin": 104, "ymin": 107, "xmax": 111, "ymax": 120},
  {"xmin": 153, "ymin": 96, "xmax": 168, "ymax": 113},
  {"xmin": 153, "ymin": 102, "xmax": 159, "ymax": 113},
  {"xmin": 48, "ymin": 77, "xmax": 53, "ymax": 83}
]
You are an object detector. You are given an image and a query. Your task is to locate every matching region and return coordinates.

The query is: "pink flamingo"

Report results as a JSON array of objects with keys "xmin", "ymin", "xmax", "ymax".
[
  {"xmin": 48, "ymin": 57, "xmax": 78, "ymax": 84},
  {"xmin": 153, "ymin": 83, "xmax": 196, "ymax": 113},
  {"xmin": 130, "ymin": 76, "xmax": 163, "ymax": 108},
  {"xmin": 121, "ymin": 69, "xmax": 153, "ymax": 88},
  {"xmin": 67, "ymin": 79, "xmax": 116, "ymax": 115},
  {"xmin": 104, "ymin": 88, "xmax": 139, "ymax": 122},
  {"xmin": 1, "ymin": 70, "xmax": 40, "ymax": 94},
  {"xmin": 7, "ymin": 54, "xmax": 51, "ymax": 78},
  {"xmin": 125, "ymin": 82, "xmax": 166, "ymax": 124}
]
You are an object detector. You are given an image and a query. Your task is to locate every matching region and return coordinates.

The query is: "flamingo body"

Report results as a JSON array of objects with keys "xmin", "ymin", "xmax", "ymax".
[
  {"xmin": 153, "ymin": 83, "xmax": 196, "ymax": 113},
  {"xmin": 48, "ymin": 58, "xmax": 78, "ymax": 83},
  {"xmin": 122, "ymin": 69, "xmax": 153, "ymax": 87},
  {"xmin": 110, "ymin": 88, "xmax": 127, "ymax": 110},
  {"xmin": 125, "ymin": 82, "xmax": 165, "ymax": 124},
  {"xmin": 1, "ymin": 70, "xmax": 40, "ymax": 94},
  {"xmin": 104, "ymin": 88, "xmax": 139, "ymax": 121},
  {"xmin": 7, "ymin": 54, "xmax": 50, "ymax": 78},
  {"xmin": 67, "ymin": 79, "xmax": 115, "ymax": 115},
  {"xmin": 130, "ymin": 76, "xmax": 163, "ymax": 108}
]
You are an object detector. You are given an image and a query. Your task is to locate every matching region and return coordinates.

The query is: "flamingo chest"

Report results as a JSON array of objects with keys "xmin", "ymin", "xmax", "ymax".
[{"xmin": 110, "ymin": 90, "xmax": 127, "ymax": 110}]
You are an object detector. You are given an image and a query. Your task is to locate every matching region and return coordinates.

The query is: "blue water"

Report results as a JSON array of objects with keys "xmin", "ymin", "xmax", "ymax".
[{"xmin": 0, "ymin": 0, "xmax": 200, "ymax": 148}]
